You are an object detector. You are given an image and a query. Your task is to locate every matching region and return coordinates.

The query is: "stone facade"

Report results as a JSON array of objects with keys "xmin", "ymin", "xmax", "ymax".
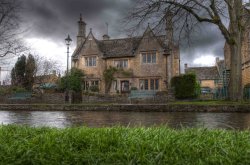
[{"xmin": 71, "ymin": 15, "xmax": 180, "ymax": 94}]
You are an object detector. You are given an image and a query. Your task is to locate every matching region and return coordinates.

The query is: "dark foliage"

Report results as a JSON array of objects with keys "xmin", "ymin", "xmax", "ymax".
[
  {"xmin": 171, "ymin": 74, "xmax": 199, "ymax": 99},
  {"xmin": 59, "ymin": 68, "xmax": 85, "ymax": 92}
]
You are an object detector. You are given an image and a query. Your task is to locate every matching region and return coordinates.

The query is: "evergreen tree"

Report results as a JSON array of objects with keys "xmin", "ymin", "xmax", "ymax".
[
  {"xmin": 13, "ymin": 55, "xmax": 26, "ymax": 86},
  {"xmin": 11, "ymin": 68, "xmax": 16, "ymax": 85},
  {"xmin": 24, "ymin": 54, "xmax": 36, "ymax": 90}
]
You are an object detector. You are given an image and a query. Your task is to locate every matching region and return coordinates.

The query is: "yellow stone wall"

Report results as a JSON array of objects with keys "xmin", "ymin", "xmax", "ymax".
[{"xmin": 200, "ymin": 80, "xmax": 217, "ymax": 90}]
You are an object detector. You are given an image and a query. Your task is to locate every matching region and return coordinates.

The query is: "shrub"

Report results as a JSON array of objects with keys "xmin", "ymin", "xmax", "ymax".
[
  {"xmin": 89, "ymin": 85, "xmax": 99, "ymax": 92},
  {"xmin": 130, "ymin": 87, "xmax": 138, "ymax": 90},
  {"xmin": 171, "ymin": 74, "xmax": 199, "ymax": 99},
  {"xmin": 11, "ymin": 86, "xmax": 28, "ymax": 93}
]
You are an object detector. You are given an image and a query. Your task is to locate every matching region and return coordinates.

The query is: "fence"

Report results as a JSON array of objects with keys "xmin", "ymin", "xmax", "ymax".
[
  {"xmin": 244, "ymin": 87, "xmax": 250, "ymax": 101},
  {"xmin": 214, "ymin": 87, "xmax": 228, "ymax": 100}
]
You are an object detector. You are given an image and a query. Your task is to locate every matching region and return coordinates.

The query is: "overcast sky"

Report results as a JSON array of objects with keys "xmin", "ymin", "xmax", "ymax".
[{"xmin": 1, "ymin": 0, "xmax": 227, "ymax": 82}]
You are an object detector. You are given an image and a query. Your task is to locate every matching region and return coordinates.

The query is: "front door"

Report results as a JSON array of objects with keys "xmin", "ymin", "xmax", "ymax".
[{"xmin": 121, "ymin": 80, "xmax": 129, "ymax": 93}]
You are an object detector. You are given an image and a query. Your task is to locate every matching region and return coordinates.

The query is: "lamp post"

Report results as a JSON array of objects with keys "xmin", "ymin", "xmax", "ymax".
[{"xmin": 65, "ymin": 34, "xmax": 72, "ymax": 103}]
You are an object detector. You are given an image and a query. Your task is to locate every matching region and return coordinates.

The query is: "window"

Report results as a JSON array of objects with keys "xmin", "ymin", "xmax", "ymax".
[
  {"xmin": 141, "ymin": 52, "xmax": 156, "ymax": 64},
  {"xmin": 85, "ymin": 57, "xmax": 96, "ymax": 67},
  {"xmin": 91, "ymin": 81, "xmax": 99, "ymax": 86},
  {"xmin": 114, "ymin": 59, "xmax": 128, "ymax": 68},
  {"xmin": 113, "ymin": 80, "xmax": 117, "ymax": 91},
  {"xmin": 139, "ymin": 79, "xmax": 148, "ymax": 90},
  {"xmin": 121, "ymin": 81, "xmax": 129, "ymax": 93},
  {"xmin": 83, "ymin": 81, "xmax": 89, "ymax": 90},
  {"xmin": 140, "ymin": 79, "xmax": 159, "ymax": 90},
  {"xmin": 150, "ymin": 79, "xmax": 159, "ymax": 90},
  {"xmin": 83, "ymin": 80, "xmax": 99, "ymax": 91}
]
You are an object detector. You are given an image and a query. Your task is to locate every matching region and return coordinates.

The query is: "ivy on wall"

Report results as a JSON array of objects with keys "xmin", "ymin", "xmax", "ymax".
[{"xmin": 103, "ymin": 67, "xmax": 118, "ymax": 93}]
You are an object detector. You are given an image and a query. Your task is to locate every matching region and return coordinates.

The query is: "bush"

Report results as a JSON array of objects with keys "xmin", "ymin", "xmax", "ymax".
[
  {"xmin": 89, "ymin": 85, "xmax": 99, "ymax": 92},
  {"xmin": 171, "ymin": 74, "xmax": 199, "ymax": 99},
  {"xmin": 130, "ymin": 87, "xmax": 138, "ymax": 90},
  {"xmin": 11, "ymin": 86, "xmax": 28, "ymax": 93}
]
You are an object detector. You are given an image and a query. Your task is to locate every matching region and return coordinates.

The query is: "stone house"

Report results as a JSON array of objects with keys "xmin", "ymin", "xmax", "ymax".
[
  {"xmin": 71, "ymin": 14, "xmax": 180, "ymax": 94},
  {"xmin": 184, "ymin": 58, "xmax": 223, "ymax": 91}
]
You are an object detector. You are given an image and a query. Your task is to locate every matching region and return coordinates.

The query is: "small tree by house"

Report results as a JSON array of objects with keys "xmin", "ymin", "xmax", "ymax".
[
  {"xmin": 24, "ymin": 54, "xmax": 36, "ymax": 90},
  {"xmin": 59, "ymin": 68, "xmax": 84, "ymax": 92}
]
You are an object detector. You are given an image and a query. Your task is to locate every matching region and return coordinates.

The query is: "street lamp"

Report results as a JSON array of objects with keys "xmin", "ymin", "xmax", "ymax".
[{"xmin": 65, "ymin": 34, "xmax": 72, "ymax": 103}]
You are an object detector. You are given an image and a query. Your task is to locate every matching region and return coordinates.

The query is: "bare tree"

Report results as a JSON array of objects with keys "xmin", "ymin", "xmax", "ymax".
[
  {"xmin": 127, "ymin": 0, "xmax": 249, "ymax": 101},
  {"xmin": 33, "ymin": 54, "xmax": 62, "ymax": 86},
  {"xmin": 0, "ymin": 0, "xmax": 27, "ymax": 57}
]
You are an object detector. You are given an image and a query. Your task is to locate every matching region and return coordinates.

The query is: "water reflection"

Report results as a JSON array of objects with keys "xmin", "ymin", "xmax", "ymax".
[{"xmin": 0, "ymin": 111, "xmax": 250, "ymax": 130}]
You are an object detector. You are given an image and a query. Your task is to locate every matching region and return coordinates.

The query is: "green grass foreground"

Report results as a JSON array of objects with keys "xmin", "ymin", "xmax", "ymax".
[{"xmin": 0, "ymin": 125, "xmax": 249, "ymax": 165}]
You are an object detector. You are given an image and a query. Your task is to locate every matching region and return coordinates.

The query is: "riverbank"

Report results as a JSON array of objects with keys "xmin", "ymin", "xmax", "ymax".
[
  {"xmin": 0, "ymin": 102, "xmax": 250, "ymax": 112},
  {"xmin": 0, "ymin": 125, "xmax": 249, "ymax": 164}
]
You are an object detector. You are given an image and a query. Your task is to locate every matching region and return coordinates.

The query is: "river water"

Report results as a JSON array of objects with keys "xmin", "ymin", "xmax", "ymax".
[{"xmin": 0, "ymin": 111, "xmax": 250, "ymax": 129}]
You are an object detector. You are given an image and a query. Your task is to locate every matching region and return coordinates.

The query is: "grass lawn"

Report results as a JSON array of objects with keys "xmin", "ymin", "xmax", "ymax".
[{"xmin": 0, "ymin": 125, "xmax": 249, "ymax": 164}]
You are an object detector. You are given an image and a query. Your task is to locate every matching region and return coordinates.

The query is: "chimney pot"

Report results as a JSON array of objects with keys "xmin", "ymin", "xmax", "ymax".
[{"xmin": 184, "ymin": 63, "xmax": 188, "ymax": 69}]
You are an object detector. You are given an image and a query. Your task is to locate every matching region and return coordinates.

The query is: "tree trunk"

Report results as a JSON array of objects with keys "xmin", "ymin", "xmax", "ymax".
[
  {"xmin": 228, "ymin": 38, "xmax": 242, "ymax": 101},
  {"xmin": 227, "ymin": 0, "xmax": 243, "ymax": 101}
]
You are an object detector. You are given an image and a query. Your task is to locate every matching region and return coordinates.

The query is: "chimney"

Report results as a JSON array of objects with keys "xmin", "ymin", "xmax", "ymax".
[
  {"xmin": 77, "ymin": 14, "xmax": 86, "ymax": 47},
  {"xmin": 103, "ymin": 34, "xmax": 110, "ymax": 40},
  {"xmin": 165, "ymin": 11, "xmax": 174, "ymax": 46},
  {"xmin": 216, "ymin": 57, "xmax": 219, "ymax": 63},
  {"xmin": 184, "ymin": 63, "xmax": 188, "ymax": 69}
]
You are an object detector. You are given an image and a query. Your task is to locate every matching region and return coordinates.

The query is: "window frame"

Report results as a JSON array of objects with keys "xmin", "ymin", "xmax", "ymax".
[
  {"xmin": 85, "ymin": 56, "xmax": 97, "ymax": 67},
  {"xmin": 141, "ymin": 51, "xmax": 157, "ymax": 64},
  {"xmin": 140, "ymin": 78, "xmax": 159, "ymax": 91},
  {"xmin": 114, "ymin": 59, "xmax": 128, "ymax": 68}
]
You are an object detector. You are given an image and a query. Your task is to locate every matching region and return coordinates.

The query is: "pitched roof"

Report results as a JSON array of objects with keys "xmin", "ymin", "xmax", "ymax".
[
  {"xmin": 185, "ymin": 66, "xmax": 219, "ymax": 80},
  {"xmin": 97, "ymin": 37, "xmax": 141, "ymax": 58},
  {"xmin": 72, "ymin": 29, "xmax": 179, "ymax": 59}
]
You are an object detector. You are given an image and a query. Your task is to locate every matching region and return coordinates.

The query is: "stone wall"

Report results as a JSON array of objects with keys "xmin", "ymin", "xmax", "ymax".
[
  {"xmin": 1, "ymin": 93, "xmax": 174, "ymax": 104},
  {"xmin": 0, "ymin": 103, "xmax": 249, "ymax": 112},
  {"xmin": 3, "ymin": 93, "xmax": 65, "ymax": 104}
]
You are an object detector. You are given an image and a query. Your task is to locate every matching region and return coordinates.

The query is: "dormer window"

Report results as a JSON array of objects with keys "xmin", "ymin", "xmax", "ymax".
[
  {"xmin": 85, "ymin": 56, "xmax": 96, "ymax": 67},
  {"xmin": 114, "ymin": 59, "xmax": 128, "ymax": 68},
  {"xmin": 142, "ymin": 51, "xmax": 156, "ymax": 64}
]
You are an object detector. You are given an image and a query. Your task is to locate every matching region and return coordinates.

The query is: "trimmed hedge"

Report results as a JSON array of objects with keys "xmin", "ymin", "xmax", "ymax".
[{"xmin": 171, "ymin": 74, "xmax": 199, "ymax": 99}]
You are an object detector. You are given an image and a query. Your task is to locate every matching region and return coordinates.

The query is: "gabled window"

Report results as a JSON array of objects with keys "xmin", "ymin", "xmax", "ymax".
[
  {"xmin": 141, "ymin": 52, "xmax": 156, "ymax": 64},
  {"xmin": 85, "ymin": 56, "xmax": 96, "ymax": 67},
  {"xmin": 114, "ymin": 59, "xmax": 128, "ymax": 68}
]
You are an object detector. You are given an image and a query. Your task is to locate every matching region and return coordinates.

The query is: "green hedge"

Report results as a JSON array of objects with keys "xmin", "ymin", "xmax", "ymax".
[{"xmin": 171, "ymin": 74, "xmax": 199, "ymax": 99}]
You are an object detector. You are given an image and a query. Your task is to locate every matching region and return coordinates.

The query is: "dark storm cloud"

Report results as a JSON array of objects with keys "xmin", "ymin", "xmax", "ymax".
[
  {"xmin": 180, "ymin": 23, "xmax": 225, "ymax": 69},
  {"xmin": 20, "ymin": 0, "xmax": 226, "ymax": 69},
  {"xmin": 21, "ymin": 0, "xmax": 133, "ymax": 42}
]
